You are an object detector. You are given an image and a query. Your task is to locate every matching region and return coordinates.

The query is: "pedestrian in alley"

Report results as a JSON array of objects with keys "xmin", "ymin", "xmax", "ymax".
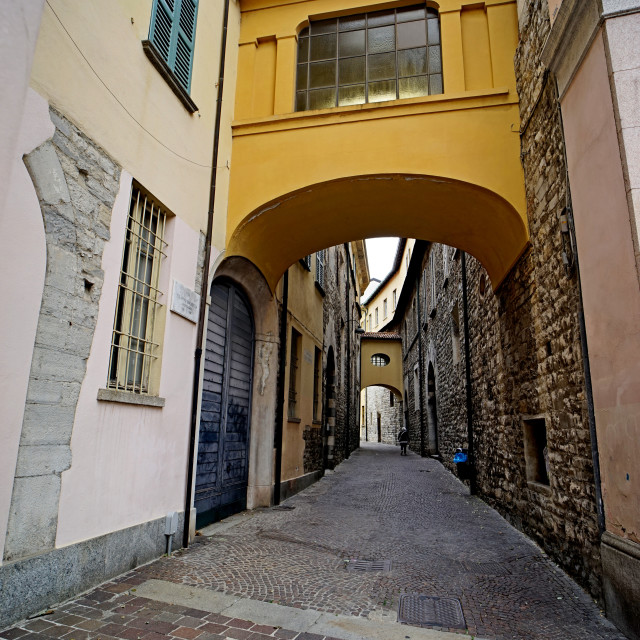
[{"xmin": 398, "ymin": 426, "xmax": 409, "ymax": 455}]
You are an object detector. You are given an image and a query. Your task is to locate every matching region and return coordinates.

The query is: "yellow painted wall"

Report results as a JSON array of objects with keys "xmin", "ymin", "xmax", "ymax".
[
  {"xmin": 360, "ymin": 339, "xmax": 404, "ymax": 395},
  {"xmin": 30, "ymin": 0, "xmax": 240, "ymax": 247},
  {"xmin": 227, "ymin": 0, "xmax": 526, "ymax": 291},
  {"xmin": 279, "ymin": 257, "xmax": 324, "ymax": 482}
]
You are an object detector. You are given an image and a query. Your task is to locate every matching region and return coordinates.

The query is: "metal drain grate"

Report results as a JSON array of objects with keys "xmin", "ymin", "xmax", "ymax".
[
  {"xmin": 345, "ymin": 559, "xmax": 392, "ymax": 572},
  {"xmin": 462, "ymin": 560, "xmax": 510, "ymax": 576},
  {"xmin": 398, "ymin": 594, "xmax": 466, "ymax": 629}
]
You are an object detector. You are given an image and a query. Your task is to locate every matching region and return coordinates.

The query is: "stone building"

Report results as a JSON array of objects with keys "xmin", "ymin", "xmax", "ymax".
[{"xmin": 4, "ymin": 0, "xmax": 640, "ymax": 636}]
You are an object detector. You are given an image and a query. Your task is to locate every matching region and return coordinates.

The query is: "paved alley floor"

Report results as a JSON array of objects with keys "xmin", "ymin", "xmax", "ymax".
[{"xmin": 1, "ymin": 443, "xmax": 626, "ymax": 640}]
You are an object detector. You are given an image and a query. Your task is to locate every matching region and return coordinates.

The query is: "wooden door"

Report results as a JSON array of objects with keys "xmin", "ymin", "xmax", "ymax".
[{"xmin": 195, "ymin": 281, "xmax": 254, "ymax": 528}]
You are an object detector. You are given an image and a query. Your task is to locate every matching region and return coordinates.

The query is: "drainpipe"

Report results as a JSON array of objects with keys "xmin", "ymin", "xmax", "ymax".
[
  {"xmin": 461, "ymin": 252, "xmax": 477, "ymax": 495},
  {"xmin": 416, "ymin": 272, "xmax": 426, "ymax": 457},
  {"xmin": 273, "ymin": 270, "xmax": 289, "ymax": 506},
  {"xmin": 183, "ymin": 0, "xmax": 231, "ymax": 549}
]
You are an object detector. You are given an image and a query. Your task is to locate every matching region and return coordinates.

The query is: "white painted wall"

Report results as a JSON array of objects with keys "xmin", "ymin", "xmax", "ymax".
[
  {"xmin": 56, "ymin": 171, "xmax": 200, "ymax": 546},
  {"xmin": 0, "ymin": 91, "xmax": 53, "ymax": 564}
]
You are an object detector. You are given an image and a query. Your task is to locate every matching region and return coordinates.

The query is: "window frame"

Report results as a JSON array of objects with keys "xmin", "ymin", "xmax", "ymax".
[
  {"xmin": 295, "ymin": 4, "xmax": 443, "ymax": 112},
  {"xmin": 108, "ymin": 184, "xmax": 168, "ymax": 396}
]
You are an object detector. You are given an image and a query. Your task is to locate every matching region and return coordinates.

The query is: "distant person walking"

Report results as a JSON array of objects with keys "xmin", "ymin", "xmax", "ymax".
[{"xmin": 398, "ymin": 426, "xmax": 409, "ymax": 456}]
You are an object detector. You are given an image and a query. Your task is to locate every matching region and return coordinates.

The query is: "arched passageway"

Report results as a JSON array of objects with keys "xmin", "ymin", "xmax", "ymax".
[{"xmin": 226, "ymin": 174, "xmax": 528, "ymax": 292}]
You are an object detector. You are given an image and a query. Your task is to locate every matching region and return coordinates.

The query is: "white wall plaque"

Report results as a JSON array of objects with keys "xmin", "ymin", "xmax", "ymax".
[{"xmin": 170, "ymin": 280, "xmax": 200, "ymax": 323}]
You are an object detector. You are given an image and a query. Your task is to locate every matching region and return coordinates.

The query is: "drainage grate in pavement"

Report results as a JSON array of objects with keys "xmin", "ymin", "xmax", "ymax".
[
  {"xmin": 462, "ymin": 560, "xmax": 510, "ymax": 576},
  {"xmin": 398, "ymin": 594, "xmax": 466, "ymax": 629},
  {"xmin": 345, "ymin": 559, "xmax": 392, "ymax": 572}
]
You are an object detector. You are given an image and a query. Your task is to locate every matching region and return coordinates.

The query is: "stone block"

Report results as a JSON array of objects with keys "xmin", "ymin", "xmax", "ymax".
[
  {"xmin": 3, "ymin": 475, "xmax": 60, "ymax": 561},
  {"xmin": 15, "ymin": 444, "xmax": 72, "ymax": 477},
  {"xmin": 24, "ymin": 142, "xmax": 71, "ymax": 205},
  {"xmin": 30, "ymin": 345, "xmax": 86, "ymax": 384},
  {"xmin": 20, "ymin": 402, "xmax": 77, "ymax": 445}
]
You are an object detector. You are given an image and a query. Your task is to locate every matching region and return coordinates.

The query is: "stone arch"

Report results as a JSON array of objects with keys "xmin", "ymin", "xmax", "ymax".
[{"xmin": 226, "ymin": 174, "xmax": 528, "ymax": 292}]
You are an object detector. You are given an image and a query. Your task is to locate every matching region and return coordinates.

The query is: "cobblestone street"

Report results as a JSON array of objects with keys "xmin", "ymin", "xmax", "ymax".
[{"xmin": 2, "ymin": 443, "xmax": 626, "ymax": 640}]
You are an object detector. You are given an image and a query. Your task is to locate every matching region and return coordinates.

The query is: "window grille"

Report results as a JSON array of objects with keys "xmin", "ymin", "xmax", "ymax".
[
  {"xmin": 296, "ymin": 5, "xmax": 442, "ymax": 111},
  {"xmin": 109, "ymin": 185, "xmax": 167, "ymax": 394},
  {"xmin": 371, "ymin": 353, "xmax": 390, "ymax": 366},
  {"xmin": 316, "ymin": 250, "xmax": 325, "ymax": 288},
  {"xmin": 149, "ymin": 0, "xmax": 199, "ymax": 92}
]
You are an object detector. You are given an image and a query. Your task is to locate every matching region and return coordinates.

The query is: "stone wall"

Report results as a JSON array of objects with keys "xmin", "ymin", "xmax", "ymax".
[
  {"xmin": 4, "ymin": 108, "xmax": 120, "ymax": 562},
  {"xmin": 386, "ymin": 1, "xmax": 604, "ymax": 596},
  {"xmin": 362, "ymin": 386, "xmax": 402, "ymax": 444}
]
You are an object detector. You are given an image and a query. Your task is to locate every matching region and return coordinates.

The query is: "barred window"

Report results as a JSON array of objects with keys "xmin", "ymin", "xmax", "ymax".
[
  {"xmin": 108, "ymin": 185, "xmax": 167, "ymax": 394},
  {"xmin": 296, "ymin": 4, "xmax": 442, "ymax": 111}
]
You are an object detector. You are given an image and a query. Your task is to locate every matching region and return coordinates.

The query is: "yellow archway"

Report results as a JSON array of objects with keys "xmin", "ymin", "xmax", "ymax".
[
  {"xmin": 360, "ymin": 335, "xmax": 404, "ymax": 394},
  {"xmin": 226, "ymin": 173, "xmax": 528, "ymax": 291}
]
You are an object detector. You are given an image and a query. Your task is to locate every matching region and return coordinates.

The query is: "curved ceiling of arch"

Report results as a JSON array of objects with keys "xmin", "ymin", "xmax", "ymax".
[{"xmin": 226, "ymin": 173, "xmax": 529, "ymax": 292}]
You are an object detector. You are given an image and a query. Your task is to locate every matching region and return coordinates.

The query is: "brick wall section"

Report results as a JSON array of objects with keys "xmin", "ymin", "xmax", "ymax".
[{"xmin": 362, "ymin": 386, "xmax": 402, "ymax": 444}]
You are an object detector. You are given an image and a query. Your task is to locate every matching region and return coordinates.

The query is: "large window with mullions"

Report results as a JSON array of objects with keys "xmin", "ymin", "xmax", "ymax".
[{"xmin": 296, "ymin": 5, "xmax": 442, "ymax": 111}]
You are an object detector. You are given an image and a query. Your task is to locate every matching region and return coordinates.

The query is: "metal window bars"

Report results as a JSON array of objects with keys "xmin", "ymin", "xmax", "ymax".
[{"xmin": 108, "ymin": 186, "xmax": 167, "ymax": 393}]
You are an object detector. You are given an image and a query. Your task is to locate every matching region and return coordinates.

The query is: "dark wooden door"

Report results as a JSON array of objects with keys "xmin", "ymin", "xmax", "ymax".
[{"xmin": 195, "ymin": 281, "xmax": 254, "ymax": 528}]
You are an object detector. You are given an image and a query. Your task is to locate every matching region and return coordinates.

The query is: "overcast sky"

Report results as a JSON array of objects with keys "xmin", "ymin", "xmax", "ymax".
[{"xmin": 365, "ymin": 237, "xmax": 399, "ymax": 281}]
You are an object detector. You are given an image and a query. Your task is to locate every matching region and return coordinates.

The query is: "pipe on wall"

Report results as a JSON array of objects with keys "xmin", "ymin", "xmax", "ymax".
[{"xmin": 183, "ymin": 0, "xmax": 231, "ymax": 548}]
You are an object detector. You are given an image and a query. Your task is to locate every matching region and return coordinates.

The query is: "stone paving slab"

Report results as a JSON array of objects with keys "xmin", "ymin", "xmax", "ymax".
[
  {"xmin": 1, "ymin": 443, "xmax": 627, "ymax": 640},
  {"xmin": 136, "ymin": 443, "xmax": 625, "ymax": 640}
]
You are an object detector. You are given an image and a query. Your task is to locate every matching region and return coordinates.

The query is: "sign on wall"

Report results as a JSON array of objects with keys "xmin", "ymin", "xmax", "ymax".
[{"xmin": 171, "ymin": 280, "xmax": 200, "ymax": 323}]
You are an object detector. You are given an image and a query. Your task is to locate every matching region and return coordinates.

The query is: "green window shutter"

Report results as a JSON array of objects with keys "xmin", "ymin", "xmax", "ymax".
[{"xmin": 149, "ymin": 0, "xmax": 198, "ymax": 92}]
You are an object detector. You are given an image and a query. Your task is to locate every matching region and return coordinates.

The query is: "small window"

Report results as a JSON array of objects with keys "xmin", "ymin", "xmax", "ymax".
[
  {"xmin": 368, "ymin": 313, "xmax": 372, "ymax": 330},
  {"xmin": 383, "ymin": 298, "xmax": 388, "ymax": 318},
  {"xmin": 148, "ymin": 0, "xmax": 199, "ymax": 92},
  {"xmin": 390, "ymin": 391, "xmax": 395, "ymax": 407},
  {"xmin": 371, "ymin": 353, "xmax": 390, "ymax": 367},
  {"xmin": 108, "ymin": 184, "xmax": 168, "ymax": 394},
  {"xmin": 522, "ymin": 417, "xmax": 550, "ymax": 486},
  {"xmin": 375, "ymin": 307, "xmax": 379, "ymax": 326},
  {"xmin": 392, "ymin": 289, "xmax": 397, "ymax": 310}
]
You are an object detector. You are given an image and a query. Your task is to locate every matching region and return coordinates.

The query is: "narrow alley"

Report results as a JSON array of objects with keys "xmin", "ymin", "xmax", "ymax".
[{"xmin": 2, "ymin": 444, "xmax": 624, "ymax": 640}]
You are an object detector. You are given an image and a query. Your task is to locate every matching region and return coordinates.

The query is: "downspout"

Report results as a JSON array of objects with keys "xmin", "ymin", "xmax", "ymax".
[
  {"xmin": 461, "ymin": 252, "xmax": 477, "ymax": 495},
  {"xmin": 273, "ymin": 270, "xmax": 289, "ymax": 506},
  {"xmin": 183, "ymin": 0, "xmax": 231, "ymax": 549},
  {"xmin": 416, "ymin": 272, "xmax": 426, "ymax": 457}
]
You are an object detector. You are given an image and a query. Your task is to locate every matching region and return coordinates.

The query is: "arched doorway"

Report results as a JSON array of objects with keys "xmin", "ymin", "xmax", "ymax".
[
  {"xmin": 324, "ymin": 348, "xmax": 336, "ymax": 470},
  {"xmin": 194, "ymin": 279, "xmax": 254, "ymax": 528},
  {"xmin": 427, "ymin": 363, "xmax": 439, "ymax": 455}
]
